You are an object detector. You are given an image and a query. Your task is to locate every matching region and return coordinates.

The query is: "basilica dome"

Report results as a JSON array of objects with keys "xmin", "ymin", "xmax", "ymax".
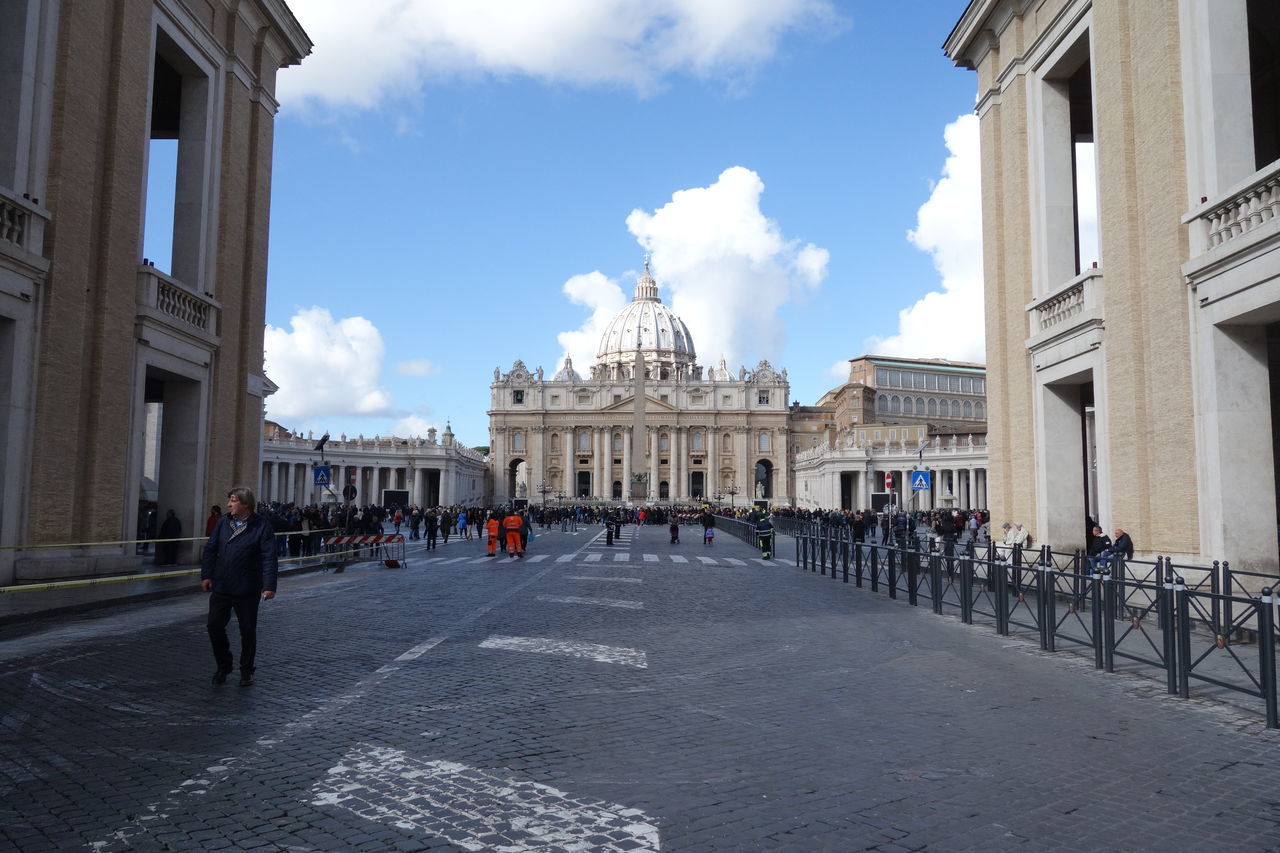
[{"xmin": 596, "ymin": 261, "xmax": 697, "ymax": 374}]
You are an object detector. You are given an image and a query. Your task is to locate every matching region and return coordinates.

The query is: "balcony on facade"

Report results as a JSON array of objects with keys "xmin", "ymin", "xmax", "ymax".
[
  {"xmin": 1182, "ymin": 157, "xmax": 1280, "ymax": 297},
  {"xmin": 0, "ymin": 185, "xmax": 49, "ymax": 283},
  {"xmin": 135, "ymin": 264, "xmax": 220, "ymax": 352},
  {"xmin": 1025, "ymin": 268, "xmax": 1104, "ymax": 373}
]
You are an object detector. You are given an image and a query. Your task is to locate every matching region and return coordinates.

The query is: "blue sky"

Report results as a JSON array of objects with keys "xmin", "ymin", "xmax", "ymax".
[{"xmin": 148, "ymin": 1, "xmax": 983, "ymax": 449}]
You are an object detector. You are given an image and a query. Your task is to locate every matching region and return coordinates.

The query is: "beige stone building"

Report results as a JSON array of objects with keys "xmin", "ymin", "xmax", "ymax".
[
  {"xmin": 0, "ymin": 1, "xmax": 309, "ymax": 583},
  {"xmin": 792, "ymin": 356, "xmax": 989, "ymax": 510},
  {"xmin": 489, "ymin": 263, "xmax": 792, "ymax": 506},
  {"xmin": 946, "ymin": 0, "xmax": 1280, "ymax": 571}
]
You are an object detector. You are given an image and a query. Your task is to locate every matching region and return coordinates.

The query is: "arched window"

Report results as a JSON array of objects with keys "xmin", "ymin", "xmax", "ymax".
[
  {"xmin": 692, "ymin": 431, "xmax": 704, "ymax": 451},
  {"xmin": 577, "ymin": 431, "xmax": 589, "ymax": 451},
  {"xmin": 928, "ymin": 399, "xmax": 937, "ymax": 416},
  {"xmin": 890, "ymin": 395, "xmax": 901, "ymax": 414},
  {"xmin": 759, "ymin": 432, "xmax": 770, "ymax": 452},
  {"xmin": 963, "ymin": 400, "xmax": 973, "ymax": 419},
  {"xmin": 660, "ymin": 433, "xmax": 670, "ymax": 452},
  {"xmin": 877, "ymin": 395, "xmax": 888, "ymax": 412},
  {"xmin": 951, "ymin": 400, "xmax": 961, "ymax": 417},
  {"xmin": 903, "ymin": 397, "xmax": 914, "ymax": 414},
  {"xmin": 512, "ymin": 432, "xmax": 524, "ymax": 452},
  {"xmin": 612, "ymin": 433, "xmax": 622, "ymax": 452},
  {"xmin": 976, "ymin": 402, "xmax": 985, "ymax": 419},
  {"xmin": 916, "ymin": 396, "xmax": 925, "ymax": 412}
]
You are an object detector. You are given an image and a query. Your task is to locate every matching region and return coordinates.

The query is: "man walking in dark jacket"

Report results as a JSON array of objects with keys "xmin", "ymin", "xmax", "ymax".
[{"xmin": 201, "ymin": 487, "xmax": 278, "ymax": 687}]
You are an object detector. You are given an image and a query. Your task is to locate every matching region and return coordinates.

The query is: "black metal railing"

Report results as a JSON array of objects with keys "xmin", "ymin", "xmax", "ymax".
[{"xmin": 781, "ymin": 521, "xmax": 1279, "ymax": 728}]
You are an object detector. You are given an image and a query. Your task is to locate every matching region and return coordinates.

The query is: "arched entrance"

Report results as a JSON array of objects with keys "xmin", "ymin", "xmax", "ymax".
[
  {"xmin": 507, "ymin": 458, "xmax": 527, "ymax": 502},
  {"xmin": 754, "ymin": 459, "xmax": 774, "ymax": 500}
]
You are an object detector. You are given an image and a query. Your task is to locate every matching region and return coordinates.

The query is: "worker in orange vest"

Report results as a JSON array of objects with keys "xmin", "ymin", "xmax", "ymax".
[
  {"xmin": 484, "ymin": 511, "xmax": 501, "ymax": 557},
  {"xmin": 502, "ymin": 508, "xmax": 525, "ymax": 558}
]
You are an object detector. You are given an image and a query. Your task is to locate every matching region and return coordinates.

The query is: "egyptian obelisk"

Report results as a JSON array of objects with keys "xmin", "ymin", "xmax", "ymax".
[{"xmin": 630, "ymin": 334, "xmax": 648, "ymax": 502}]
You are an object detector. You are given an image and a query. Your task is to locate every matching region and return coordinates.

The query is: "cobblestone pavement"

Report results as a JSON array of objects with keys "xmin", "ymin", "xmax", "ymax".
[{"xmin": 2, "ymin": 523, "xmax": 1279, "ymax": 852}]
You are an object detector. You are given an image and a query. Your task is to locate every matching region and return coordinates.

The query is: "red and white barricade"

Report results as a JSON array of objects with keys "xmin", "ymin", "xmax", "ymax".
[{"xmin": 322, "ymin": 533, "xmax": 407, "ymax": 568}]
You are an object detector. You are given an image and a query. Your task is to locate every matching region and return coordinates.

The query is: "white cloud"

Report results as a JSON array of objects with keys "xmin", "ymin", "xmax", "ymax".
[
  {"xmin": 864, "ymin": 114, "xmax": 985, "ymax": 363},
  {"xmin": 396, "ymin": 359, "xmax": 443, "ymax": 377},
  {"xmin": 555, "ymin": 271, "xmax": 629, "ymax": 373},
  {"xmin": 389, "ymin": 415, "xmax": 438, "ymax": 438},
  {"xmin": 827, "ymin": 359, "xmax": 849, "ymax": 380},
  {"xmin": 264, "ymin": 307, "xmax": 393, "ymax": 420},
  {"xmin": 279, "ymin": 0, "xmax": 843, "ymax": 110},
  {"xmin": 625, "ymin": 166, "xmax": 828, "ymax": 367}
]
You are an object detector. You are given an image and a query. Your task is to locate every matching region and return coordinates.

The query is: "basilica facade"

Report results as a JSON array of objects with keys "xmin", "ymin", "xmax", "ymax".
[{"xmin": 488, "ymin": 264, "xmax": 791, "ymax": 506}]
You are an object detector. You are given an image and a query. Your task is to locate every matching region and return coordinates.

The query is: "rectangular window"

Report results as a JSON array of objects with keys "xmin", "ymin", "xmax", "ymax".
[
  {"xmin": 887, "ymin": 370, "xmax": 901, "ymax": 387},
  {"xmin": 660, "ymin": 394, "xmax": 669, "ymax": 403},
  {"xmin": 913, "ymin": 373, "xmax": 925, "ymax": 389},
  {"xmin": 613, "ymin": 394, "xmax": 622, "ymax": 404},
  {"xmin": 512, "ymin": 390, "xmax": 524, "ymax": 404},
  {"xmin": 550, "ymin": 395, "xmax": 559, "ymax": 404},
  {"xmin": 578, "ymin": 457, "xmax": 589, "ymax": 465},
  {"xmin": 961, "ymin": 377, "xmax": 972, "ymax": 393},
  {"xmin": 889, "ymin": 429, "xmax": 897, "ymax": 440},
  {"xmin": 926, "ymin": 374, "xmax": 937, "ymax": 390},
  {"xmin": 873, "ymin": 430, "xmax": 881, "ymax": 440},
  {"xmin": 578, "ymin": 393, "xmax": 590, "ymax": 405},
  {"xmin": 876, "ymin": 368, "xmax": 888, "ymax": 385},
  {"xmin": 976, "ymin": 378, "xmax": 985, "ymax": 393},
  {"xmin": 758, "ymin": 391, "xmax": 770, "ymax": 405},
  {"xmin": 950, "ymin": 376, "xmax": 960, "ymax": 391}
]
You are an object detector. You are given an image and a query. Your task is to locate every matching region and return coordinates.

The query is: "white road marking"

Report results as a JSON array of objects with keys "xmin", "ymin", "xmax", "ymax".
[
  {"xmin": 441, "ymin": 557, "xmax": 470, "ymax": 564},
  {"xmin": 421, "ymin": 557, "xmax": 446, "ymax": 564},
  {"xmin": 643, "ymin": 553, "xmax": 659, "ymax": 562},
  {"xmin": 479, "ymin": 635, "xmax": 648, "ymax": 668},
  {"xmin": 696, "ymin": 557, "xmax": 717, "ymax": 565},
  {"xmin": 614, "ymin": 552, "xmax": 630, "ymax": 561},
  {"xmin": 536, "ymin": 595, "xmax": 644, "ymax": 609},
  {"xmin": 555, "ymin": 554, "xmax": 574, "ymax": 562},
  {"xmin": 313, "ymin": 744, "xmax": 659, "ymax": 852},
  {"xmin": 670, "ymin": 555, "xmax": 688, "ymax": 564},
  {"xmin": 584, "ymin": 553, "xmax": 602, "ymax": 562},
  {"xmin": 725, "ymin": 558, "xmax": 746, "ymax": 566},
  {"xmin": 395, "ymin": 637, "xmax": 447, "ymax": 661},
  {"xmin": 564, "ymin": 576, "xmax": 643, "ymax": 583},
  {"xmin": 526, "ymin": 554, "xmax": 549, "ymax": 562}
]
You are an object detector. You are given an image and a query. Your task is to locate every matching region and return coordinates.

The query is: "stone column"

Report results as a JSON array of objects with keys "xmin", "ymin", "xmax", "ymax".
[
  {"xmin": 674, "ymin": 427, "xmax": 685, "ymax": 502},
  {"xmin": 622, "ymin": 426, "xmax": 632, "ymax": 503},
  {"xmin": 648, "ymin": 427, "xmax": 659, "ymax": 501},
  {"xmin": 532, "ymin": 426, "xmax": 546, "ymax": 498},
  {"xmin": 775, "ymin": 427, "xmax": 788, "ymax": 504},
  {"xmin": 966, "ymin": 467, "xmax": 975, "ymax": 509},
  {"xmin": 735, "ymin": 427, "xmax": 749, "ymax": 499}
]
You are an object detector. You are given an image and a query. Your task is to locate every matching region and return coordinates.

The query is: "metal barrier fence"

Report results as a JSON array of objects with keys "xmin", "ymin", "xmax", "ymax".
[
  {"xmin": 780, "ymin": 520, "xmax": 1280, "ymax": 728},
  {"xmin": 0, "ymin": 527, "xmax": 345, "ymax": 595},
  {"xmin": 321, "ymin": 534, "xmax": 407, "ymax": 568},
  {"xmin": 710, "ymin": 517, "xmax": 776, "ymax": 556}
]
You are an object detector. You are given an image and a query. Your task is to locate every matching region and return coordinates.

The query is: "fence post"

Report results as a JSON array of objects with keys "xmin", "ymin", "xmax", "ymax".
[
  {"xmin": 906, "ymin": 542, "xmax": 919, "ymax": 607},
  {"xmin": 1045, "ymin": 560, "xmax": 1059, "ymax": 653},
  {"xmin": 887, "ymin": 547, "xmax": 898, "ymax": 600},
  {"xmin": 841, "ymin": 531, "xmax": 850, "ymax": 583},
  {"xmin": 1210, "ymin": 560, "xmax": 1221, "ymax": 639},
  {"xmin": 870, "ymin": 544, "xmax": 879, "ymax": 592},
  {"xmin": 795, "ymin": 525, "xmax": 801, "ymax": 568},
  {"xmin": 1161, "ymin": 560, "xmax": 1179, "ymax": 695},
  {"xmin": 1176, "ymin": 575, "xmax": 1192, "ymax": 700},
  {"xmin": 1258, "ymin": 588, "xmax": 1277, "ymax": 729},
  {"xmin": 855, "ymin": 538, "xmax": 864, "ymax": 587},
  {"xmin": 993, "ymin": 553, "xmax": 1009, "ymax": 635},
  {"xmin": 1222, "ymin": 561, "xmax": 1234, "ymax": 643},
  {"xmin": 932, "ymin": 541, "xmax": 944, "ymax": 615},
  {"xmin": 1102, "ymin": 569, "xmax": 1115, "ymax": 672},
  {"xmin": 1091, "ymin": 562, "xmax": 1105, "ymax": 668},
  {"xmin": 960, "ymin": 543, "xmax": 973, "ymax": 624}
]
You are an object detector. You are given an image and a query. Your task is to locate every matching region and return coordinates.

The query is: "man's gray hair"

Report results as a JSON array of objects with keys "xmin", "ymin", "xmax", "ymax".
[{"xmin": 228, "ymin": 486, "xmax": 256, "ymax": 508}]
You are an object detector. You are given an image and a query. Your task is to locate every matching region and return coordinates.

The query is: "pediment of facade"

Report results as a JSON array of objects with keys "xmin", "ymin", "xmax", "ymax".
[{"xmin": 599, "ymin": 394, "xmax": 681, "ymax": 414}]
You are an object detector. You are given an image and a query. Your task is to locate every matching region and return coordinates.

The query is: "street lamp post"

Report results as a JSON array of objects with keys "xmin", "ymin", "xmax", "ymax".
[
  {"xmin": 536, "ymin": 482, "xmax": 552, "ymax": 505},
  {"xmin": 722, "ymin": 485, "xmax": 740, "ymax": 510}
]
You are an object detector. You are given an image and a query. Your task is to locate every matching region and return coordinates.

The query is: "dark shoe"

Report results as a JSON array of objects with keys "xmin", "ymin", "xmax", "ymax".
[
  {"xmin": 212, "ymin": 668, "xmax": 232, "ymax": 685},
  {"xmin": 239, "ymin": 672, "xmax": 254, "ymax": 687}
]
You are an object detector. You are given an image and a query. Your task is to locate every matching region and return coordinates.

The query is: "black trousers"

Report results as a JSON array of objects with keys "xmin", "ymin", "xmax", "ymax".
[{"xmin": 207, "ymin": 590, "xmax": 262, "ymax": 674}]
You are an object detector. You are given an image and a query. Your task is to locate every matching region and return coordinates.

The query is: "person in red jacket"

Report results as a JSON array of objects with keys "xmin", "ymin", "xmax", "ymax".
[{"xmin": 502, "ymin": 509, "xmax": 525, "ymax": 558}]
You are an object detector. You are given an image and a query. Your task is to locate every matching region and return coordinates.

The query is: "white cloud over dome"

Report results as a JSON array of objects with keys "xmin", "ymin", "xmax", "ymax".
[
  {"xmin": 625, "ymin": 166, "xmax": 828, "ymax": 368},
  {"xmin": 278, "ymin": 0, "xmax": 842, "ymax": 110},
  {"xmin": 264, "ymin": 307, "xmax": 393, "ymax": 420},
  {"xmin": 864, "ymin": 114, "xmax": 984, "ymax": 362},
  {"xmin": 556, "ymin": 272, "xmax": 630, "ymax": 372}
]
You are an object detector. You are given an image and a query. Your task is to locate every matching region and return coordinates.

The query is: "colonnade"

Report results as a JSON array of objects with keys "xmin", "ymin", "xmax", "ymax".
[
  {"xmin": 258, "ymin": 461, "xmax": 467, "ymax": 508},
  {"xmin": 832, "ymin": 466, "xmax": 987, "ymax": 511},
  {"xmin": 502, "ymin": 423, "xmax": 790, "ymax": 504}
]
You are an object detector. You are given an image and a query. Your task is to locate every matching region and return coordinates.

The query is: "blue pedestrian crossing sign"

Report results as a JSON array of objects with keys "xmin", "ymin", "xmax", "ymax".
[
  {"xmin": 313, "ymin": 466, "xmax": 332, "ymax": 487},
  {"xmin": 911, "ymin": 470, "xmax": 931, "ymax": 491}
]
